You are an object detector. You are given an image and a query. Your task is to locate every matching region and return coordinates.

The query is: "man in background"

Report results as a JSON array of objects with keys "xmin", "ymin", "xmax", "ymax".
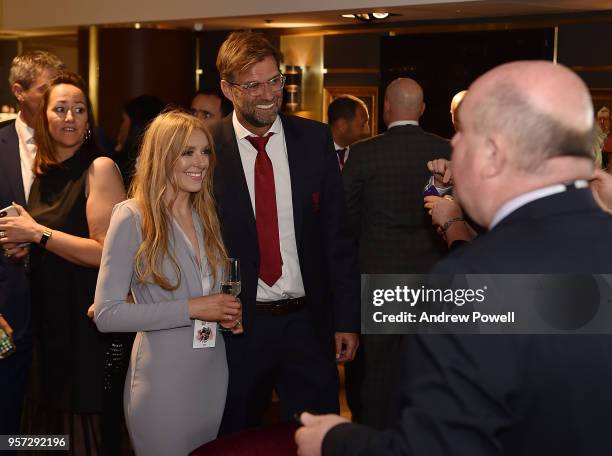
[
  {"xmin": 327, "ymin": 95, "xmax": 370, "ymax": 170},
  {"xmin": 0, "ymin": 50, "xmax": 64, "ymax": 437},
  {"xmin": 190, "ymin": 89, "xmax": 233, "ymax": 125},
  {"xmin": 341, "ymin": 78, "xmax": 451, "ymax": 428}
]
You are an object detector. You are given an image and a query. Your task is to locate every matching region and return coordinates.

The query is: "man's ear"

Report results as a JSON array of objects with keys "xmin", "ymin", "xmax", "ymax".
[
  {"xmin": 420, "ymin": 102, "xmax": 426, "ymax": 117},
  {"xmin": 481, "ymin": 133, "xmax": 506, "ymax": 178},
  {"xmin": 11, "ymin": 83, "xmax": 25, "ymax": 102},
  {"xmin": 383, "ymin": 96, "xmax": 390, "ymax": 114},
  {"xmin": 220, "ymin": 81, "xmax": 234, "ymax": 103}
]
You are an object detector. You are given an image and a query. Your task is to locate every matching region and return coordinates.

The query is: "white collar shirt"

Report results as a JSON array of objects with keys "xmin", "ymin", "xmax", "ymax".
[
  {"xmin": 489, "ymin": 180, "xmax": 589, "ymax": 230},
  {"xmin": 334, "ymin": 142, "xmax": 350, "ymax": 170},
  {"xmin": 387, "ymin": 120, "xmax": 419, "ymax": 129},
  {"xmin": 14, "ymin": 112, "xmax": 37, "ymax": 202},
  {"xmin": 232, "ymin": 112, "xmax": 305, "ymax": 301}
]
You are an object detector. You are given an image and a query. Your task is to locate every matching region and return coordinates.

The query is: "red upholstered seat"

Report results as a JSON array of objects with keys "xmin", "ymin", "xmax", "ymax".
[{"xmin": 189, "ymin": 422, "xmax": 299, "ymax": 456}]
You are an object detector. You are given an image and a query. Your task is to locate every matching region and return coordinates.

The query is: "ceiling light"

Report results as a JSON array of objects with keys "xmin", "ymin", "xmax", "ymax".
[
  {"xmin": 340, "ymin": 11, "xmax": 397, "ymax": 22},
  {"xmin": 372, "ymin": 12, "xmax": 389, "ymax": 19}
]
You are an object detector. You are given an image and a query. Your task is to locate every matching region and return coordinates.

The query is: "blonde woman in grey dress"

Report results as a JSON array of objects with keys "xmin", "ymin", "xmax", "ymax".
[{"xmin": 94, "ymin": 110, "xmax": 243, "ymax": 456}]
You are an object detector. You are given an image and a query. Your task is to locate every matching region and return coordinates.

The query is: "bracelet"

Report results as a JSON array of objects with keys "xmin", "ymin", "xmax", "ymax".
[
  {"xmin": 440, "ymin": 217, "xmax": 465, "ymax": 239},
  {"xmin": 39, "ymin": 228, "xmax": 53, "ymax": 247}
]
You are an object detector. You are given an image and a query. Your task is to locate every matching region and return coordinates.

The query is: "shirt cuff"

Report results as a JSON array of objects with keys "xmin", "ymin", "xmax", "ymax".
[{"xmin": 427, "ymin": 175, "xmax": 453, "ymax": 196}]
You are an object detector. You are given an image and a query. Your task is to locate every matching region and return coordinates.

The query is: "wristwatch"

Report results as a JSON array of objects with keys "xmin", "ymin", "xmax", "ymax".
[{"xmin": 39, "ymin": 228, "xmax": 53, "ymax": 247}]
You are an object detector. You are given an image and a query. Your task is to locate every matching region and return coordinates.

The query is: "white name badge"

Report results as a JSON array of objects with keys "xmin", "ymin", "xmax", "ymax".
[{"xmin": 193, "ymin": 320, "xmax": 217, "ymax": 348}]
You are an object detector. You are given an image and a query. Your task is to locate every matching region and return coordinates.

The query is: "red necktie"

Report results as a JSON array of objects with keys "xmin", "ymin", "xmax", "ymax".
[
  {"xmin": 337, "ymin": 148, "xmax": 347, "ymax": 169},
  {"xmin": 245, "ymin": 133, "xmax": 282, "ymax": 286}
]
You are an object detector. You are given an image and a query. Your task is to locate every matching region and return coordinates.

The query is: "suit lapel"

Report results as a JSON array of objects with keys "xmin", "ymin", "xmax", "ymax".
[
  {"xmin": 0, "ymin": 123, "xmax": 26, "ymax": 206},
  {"xmin": 217, "ymin": 116, "xmax": 258, "ymax": 242},
  {"xmin": 280, "ymin": 114, "xmax": 305, "ymax": 247}
]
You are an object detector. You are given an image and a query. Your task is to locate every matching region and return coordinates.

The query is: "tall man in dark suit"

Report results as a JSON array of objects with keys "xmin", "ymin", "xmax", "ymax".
[
  {"xmin": 342, "ymin": 78, "xmax": 451, "ymax": 428},
  {"xmin": 0, "ymin": 51, "xmax": 64, "ymax": 436},
  {"xmin": 296, "ymin": 61, "xmax": 612, "ymax": 456},
  {"xmin": 211, "ymin": 31, "xmax": 360, "ymax": 434}
]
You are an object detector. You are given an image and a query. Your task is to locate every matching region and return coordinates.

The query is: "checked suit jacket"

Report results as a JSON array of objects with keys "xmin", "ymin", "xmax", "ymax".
[{"xmin": 342, "ymin": 124, "xmax": 451, "ymax": 275}]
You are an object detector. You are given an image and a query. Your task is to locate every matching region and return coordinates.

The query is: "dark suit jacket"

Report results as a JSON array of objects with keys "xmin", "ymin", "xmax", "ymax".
[
  {"xmin": 343, "ymin": 124, "xmax": 451, "ymax": 274},
  {"xmin": 211, "ymin": 114, "xmax": 360, "ymax": 347},
  {"xmin": 324, "ymin": 188, "xmax": 612, "ymax": 455},
  {"xmin": 0, "ymin": 120, "xmax": 31, "ymax": 349}
]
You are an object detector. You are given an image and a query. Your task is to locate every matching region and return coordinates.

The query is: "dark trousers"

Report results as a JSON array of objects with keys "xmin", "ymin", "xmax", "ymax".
[
  {"xmin": 219, "ymin": 308, "xmax": 339, "ymax": 434},
  {"xmin": 358, "ymin": 334, "xmax": 404, "ymax": 429},
  {"xmin": 0, "ymin": 343, "xmax": 32, "ymax": 441}
]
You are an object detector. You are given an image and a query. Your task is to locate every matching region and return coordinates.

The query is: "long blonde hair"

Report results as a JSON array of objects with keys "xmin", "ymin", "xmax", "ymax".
[{"xmin": 130, "ymin": 110, "xmax": 227, "ymax": 290}]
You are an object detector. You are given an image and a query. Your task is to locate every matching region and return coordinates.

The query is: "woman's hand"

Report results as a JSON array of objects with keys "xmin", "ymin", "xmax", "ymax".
[
  {"xmin": 189, "ymin": 293, "xmax": 242, "ymax": 331},
  {"xmin": 0, "ymin": 202, "xmax": 44, "ymax": 246},
  {"xmin": 219, "ymin": 303, "xmax": 244, "ymax": 335}
]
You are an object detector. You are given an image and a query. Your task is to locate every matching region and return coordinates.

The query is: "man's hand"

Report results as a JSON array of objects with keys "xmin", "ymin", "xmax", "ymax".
[
  {"xmin": 590, "ymin": 168, "xmax": 612, "ymax": 213},
  {"xmin": 335, "ymin": 332, "xmax": 359, "ymax": 362},
  {"xmin": 427, "ymin": 158, "xmax": 453, "ymax": 187},
  {"xmin": 1, "ymin": 242, "xmax": 29, "ymax": 260},
  {"xmin": 295, "ymin": 412, "xmax": 350, "ymax": 456},
  {"xmin": 424, "ymin": 195, "xmax": 464, "ymax": 226}
]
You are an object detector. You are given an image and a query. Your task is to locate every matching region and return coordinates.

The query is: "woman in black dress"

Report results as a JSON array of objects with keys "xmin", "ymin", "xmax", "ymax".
[{"xmin": 0, "ymin": 72, "xmax": 125, "ymax": 454}]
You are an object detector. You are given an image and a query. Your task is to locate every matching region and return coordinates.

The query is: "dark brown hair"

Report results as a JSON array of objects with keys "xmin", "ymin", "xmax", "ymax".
[{"xmin": 33, "ymin": 71, "xmax": 97, "ymax": 176}]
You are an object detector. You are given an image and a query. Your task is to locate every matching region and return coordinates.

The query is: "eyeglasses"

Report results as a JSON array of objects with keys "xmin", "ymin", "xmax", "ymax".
[{"xmin": 225, "ymin": 74, "xmax": 286, "ymax": 96}]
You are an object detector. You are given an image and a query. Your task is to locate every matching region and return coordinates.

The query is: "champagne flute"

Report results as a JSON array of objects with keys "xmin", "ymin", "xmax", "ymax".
[
  {"xmin": 220, "ymin": 258, "xmax": 242, "ymax": 333},
  {"xmin": 221, "ymin": 258, "xmax": 241, "ymax": 297}
]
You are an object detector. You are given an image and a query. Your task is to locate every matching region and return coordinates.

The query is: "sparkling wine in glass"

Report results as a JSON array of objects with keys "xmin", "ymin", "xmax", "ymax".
[{"xmin": 221, "ymin": 258, "xmax": 241, "ymax": 297}]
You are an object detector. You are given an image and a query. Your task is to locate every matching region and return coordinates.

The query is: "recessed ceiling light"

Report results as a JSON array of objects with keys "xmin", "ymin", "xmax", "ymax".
[
  {"xmin": 341, "ymin": 11, "xmax": 398, "ymax": 22},
  {"xmin": 372, "ymin": 12, "xmax": 389, "ymax": 19}
]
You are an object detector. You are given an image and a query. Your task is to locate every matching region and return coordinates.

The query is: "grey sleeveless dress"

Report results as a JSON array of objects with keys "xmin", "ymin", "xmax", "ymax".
[{"xmin": 94, "ymin": 199, "xmax": 228, "ymax": 456}]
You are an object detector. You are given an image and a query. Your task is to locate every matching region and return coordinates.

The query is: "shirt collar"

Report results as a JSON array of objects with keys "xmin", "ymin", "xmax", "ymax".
[
  {"xmin": 15, "ymin": 111, "xmax": 35, "ymax": 144},
  {"xmin": 232, "ymin": 111, "xmax": 282, "ymax": 139},
  {"xmin": 489, "ymin": 180, "xmax": 589, "ymax": 229},
  {"xmin": 387, "ymin": 120, "xmax": 419, "ymax": 129},
  {"xmin": 334, "ymin": 142, "xmax": 349, "ymax": 151}
]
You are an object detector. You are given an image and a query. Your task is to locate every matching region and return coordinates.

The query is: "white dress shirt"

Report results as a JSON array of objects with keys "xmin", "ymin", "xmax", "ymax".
[
  {"xmin": 334, "ymin": 142, "xmax": 350, "ymax": 169},
  {"xmin": 232, "ymin": 112, "xmax": 306, "ymax": 302},
  {"xmin": 489, "ymin": 180, "xmax": 589, "ymax": 229},
  {"xmin": 14, "ymin": 112, "xmax": 37, "ymax": 202},
  {"xmin": 387, "ymin": 120, "xmax": 419, "ymax": 129}
]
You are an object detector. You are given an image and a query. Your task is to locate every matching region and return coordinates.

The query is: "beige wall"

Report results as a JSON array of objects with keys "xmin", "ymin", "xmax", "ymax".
[{"xmin": 281, "ymin": 35, "xmax": 323, "ymax": 121}]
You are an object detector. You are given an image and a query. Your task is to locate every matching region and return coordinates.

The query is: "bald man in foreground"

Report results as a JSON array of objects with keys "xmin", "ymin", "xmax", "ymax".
[
  {"xmin": 297, "ymin": 61, "xmax": 612, "ymax": 455},
  {"xmin": 341, "ymin": 78, "xmax": 450, "ymax": 428}
]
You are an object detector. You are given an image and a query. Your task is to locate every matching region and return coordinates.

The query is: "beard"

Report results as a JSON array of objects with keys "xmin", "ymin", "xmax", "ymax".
[{"xmin": 236, "ymin": 94, "xmax": 283, "ymax": 128}]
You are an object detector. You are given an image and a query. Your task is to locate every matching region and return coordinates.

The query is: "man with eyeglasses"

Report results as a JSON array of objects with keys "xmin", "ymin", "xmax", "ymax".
[{"xmin": 211, "ymin": 31, "xmax": 360, "ymax": 434}]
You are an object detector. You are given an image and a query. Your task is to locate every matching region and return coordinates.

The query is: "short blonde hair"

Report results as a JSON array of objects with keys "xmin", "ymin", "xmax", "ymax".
[{"xmin": 216, "ymin": 31, "xmax": 282, "ymax": 82}]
